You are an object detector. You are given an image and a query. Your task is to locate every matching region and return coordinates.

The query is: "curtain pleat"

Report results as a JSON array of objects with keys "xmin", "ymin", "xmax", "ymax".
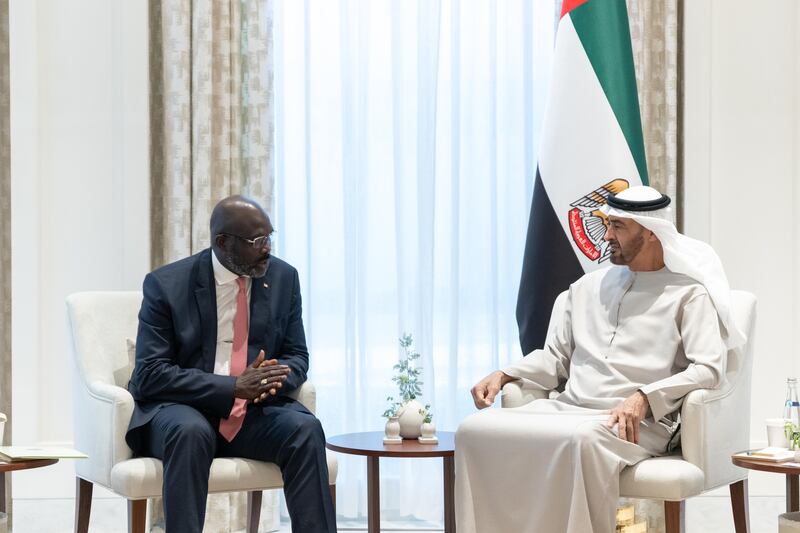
[{"xmin": 628, "ymin": 0, "xmax": 680, "ymax": 210}]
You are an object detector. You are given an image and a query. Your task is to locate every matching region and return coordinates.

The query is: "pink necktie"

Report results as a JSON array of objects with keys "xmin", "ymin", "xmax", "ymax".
[{"xmin": 219, "ymin": 277, "xmax": 249, "ymax": 442}]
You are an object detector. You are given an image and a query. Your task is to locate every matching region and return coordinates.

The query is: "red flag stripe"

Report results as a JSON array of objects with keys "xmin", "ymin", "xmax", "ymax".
[{"xmin": 560, "ymin": 0, "xmax": 590, "ymax": 18}]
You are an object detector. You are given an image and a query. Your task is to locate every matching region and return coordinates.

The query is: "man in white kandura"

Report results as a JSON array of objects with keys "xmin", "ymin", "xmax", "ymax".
[{"xmin": 455, "ymin": 185, "xmax": 746, "ymax": 533}]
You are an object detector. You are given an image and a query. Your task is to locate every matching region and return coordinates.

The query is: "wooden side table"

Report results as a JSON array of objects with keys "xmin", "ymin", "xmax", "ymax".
[
  {"xmin": 327, "ymin": 431, "xmax": 455, "ymax": 533},
  {"xmin": 0, "ymin": 459, "xmax": 59, "ymax": 513},
  {"xmin": 732, "ymin": 453, "xmax": 800, "ymax": 515}
]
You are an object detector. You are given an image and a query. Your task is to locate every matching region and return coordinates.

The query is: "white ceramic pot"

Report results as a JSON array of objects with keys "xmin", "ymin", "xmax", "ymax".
[
  {"xmin": 397, "ymin": 399, "xmax": 425, "ymax": 438},
  {"xmin": 420, "ymin": 422, "xmax": 436, "ymax": 439},
  {"xmin": 384, "ymin": 416, "xmax": 401, "ymax": 440}
]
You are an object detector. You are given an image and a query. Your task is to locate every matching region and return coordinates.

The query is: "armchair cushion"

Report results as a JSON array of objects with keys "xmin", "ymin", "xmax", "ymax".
[
  {"xmin": 110, "ymin": 449, "xmax": 339, "ymax": 499},
  {"xmin": 619, "ymin": 456, "xmax": 704, "ymax": 500}
]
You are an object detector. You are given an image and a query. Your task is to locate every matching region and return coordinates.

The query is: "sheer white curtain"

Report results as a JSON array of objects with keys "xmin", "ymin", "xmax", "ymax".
[{"xmin": 273, "ymin": 0, "xmax": 556, "ymax": 524}]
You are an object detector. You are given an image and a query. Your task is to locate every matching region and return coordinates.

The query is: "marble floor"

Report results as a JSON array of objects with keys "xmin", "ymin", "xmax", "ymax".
[{"xmin": 5, "ymin": 495, "xmax": 790, "ymax": 532}]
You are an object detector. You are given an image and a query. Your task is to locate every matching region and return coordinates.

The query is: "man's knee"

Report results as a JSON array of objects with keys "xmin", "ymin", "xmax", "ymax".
[
  {"xmin": 294, "ymin": 414, "xmax": 325, "ymax": 444},
  {"xmin": 456, "ymin": 409, "xmax": 496, "ymax": 449},
  {"xmin": 455, "ymin": 417, "xmax": 477, "ymax": 447},
  {"xmin": 164, "ymin": 417, "xmax": 216, "ymax": 455},
  {"xmin": 570, "ymin": 420, "xmax": 609, "ymax": 450},
  {"xmin": 277, "ymin": 413, "xmax": 326, "ymax": 462}
]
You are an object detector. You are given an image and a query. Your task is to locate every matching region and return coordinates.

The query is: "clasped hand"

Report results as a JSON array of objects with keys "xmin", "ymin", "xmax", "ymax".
[
  {"xmin": 606, "ymin": 390, "xmax": 650, "ymax": 444},
  {"xmin": 233, "ymin": 350, "xmax": 292, "ymax": 404}
]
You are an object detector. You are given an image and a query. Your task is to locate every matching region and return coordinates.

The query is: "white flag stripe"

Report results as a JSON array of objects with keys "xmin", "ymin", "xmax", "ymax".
[{"xmin": 537, "ymin": 15, "xmax": 643, "ymax": 273}]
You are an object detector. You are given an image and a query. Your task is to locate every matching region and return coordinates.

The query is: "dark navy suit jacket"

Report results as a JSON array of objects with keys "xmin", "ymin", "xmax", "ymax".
[{"xmin": 126, "ymin": 248, "xmax": 309, "ymax": 453}]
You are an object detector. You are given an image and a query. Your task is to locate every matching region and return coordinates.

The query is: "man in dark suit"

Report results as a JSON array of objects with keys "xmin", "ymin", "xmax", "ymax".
[{"xmin": 126, "ymin": 195, "xmax": 336, "ymax": 533}]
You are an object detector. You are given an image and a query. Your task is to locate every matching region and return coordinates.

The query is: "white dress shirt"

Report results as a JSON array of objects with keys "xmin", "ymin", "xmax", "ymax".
[{"xmin": 212, "ymin": 250, "xmax": 252, "ymax": 376}]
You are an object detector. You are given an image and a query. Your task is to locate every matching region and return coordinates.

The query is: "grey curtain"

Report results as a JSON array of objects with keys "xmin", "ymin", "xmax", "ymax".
[
  {"xmin": 148, "ymin": 0, "xmax": 276, "ymax": 530},
  {"xmin": 150, "ymin": 0, "xmax": 274, "ymax": 269},
  {"xmin": 627, "ymin": 0, "xmax": 680, "ymax": 210}
]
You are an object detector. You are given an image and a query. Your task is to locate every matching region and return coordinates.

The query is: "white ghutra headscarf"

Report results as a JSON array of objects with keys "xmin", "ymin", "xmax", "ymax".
[{"xmin": 600, "ymin": 185, "xmax": 746, "ymax": 349}]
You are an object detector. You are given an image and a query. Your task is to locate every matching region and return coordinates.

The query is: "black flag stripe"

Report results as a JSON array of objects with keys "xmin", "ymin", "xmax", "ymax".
[{"xmin": 516, "ymin": 169, "xmax": 584, "ymax": 355}]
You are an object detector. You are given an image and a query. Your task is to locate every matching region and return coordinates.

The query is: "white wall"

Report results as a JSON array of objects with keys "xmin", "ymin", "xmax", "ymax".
[
  {"xmin": 9, "ymin": 0, "xmax": 149, "ymax": 499},
  {"xmin": 683, "ymin": 0, "xmax": 800, "ymax": 496}
]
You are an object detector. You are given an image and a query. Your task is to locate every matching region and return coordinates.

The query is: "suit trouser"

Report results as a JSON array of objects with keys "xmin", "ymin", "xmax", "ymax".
[{"xmin": 143, "ymin": 396, "xmax": 336, "ymax": 533}]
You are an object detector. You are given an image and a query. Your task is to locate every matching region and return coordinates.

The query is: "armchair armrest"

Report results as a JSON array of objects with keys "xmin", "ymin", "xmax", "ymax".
[
  {"xmin": 501, "ymin": 381, "xmax": 550, "ymax": 409},
  {"xmin": 289, "ymin": 381, "xmax": 317, "ymax": 414},
  {"xmin": 73, "ymin": 380, "xmax": 135, "ymax": 487},
  {"xmin": 680, "ymin": 380, "xmax": 751, "ymax": 490}
]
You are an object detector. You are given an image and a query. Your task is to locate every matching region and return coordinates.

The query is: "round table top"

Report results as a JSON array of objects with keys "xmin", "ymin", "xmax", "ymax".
[
  {"xmin": 732, "ymin": 452, "xmax": 800, "ymax": 475},
  {"xmin": 0, "ymin": 458, "xmax": 58, "ymax": 473},
  {"xmin": 327, "ymin": 431, "xmax": 455, "ymax": 458}
]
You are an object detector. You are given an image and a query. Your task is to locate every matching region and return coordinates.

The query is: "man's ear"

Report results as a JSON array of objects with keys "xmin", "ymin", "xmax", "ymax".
[
  {"xmin": 646, "ymin": 230, "xmax": 659, "ymax": 242},
  {"xmin": 214, "ymin": 234, "xmax": 227, "ymax": 248}
]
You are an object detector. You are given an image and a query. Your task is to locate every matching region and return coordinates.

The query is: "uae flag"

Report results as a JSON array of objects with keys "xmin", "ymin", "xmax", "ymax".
[{"xmin": 516, "ymin": 0, "xmax": 649, "ymax": 354}]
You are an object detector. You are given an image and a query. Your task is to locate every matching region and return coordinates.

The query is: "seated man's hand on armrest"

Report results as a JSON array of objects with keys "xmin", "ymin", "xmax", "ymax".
[
  {"xmin": 606, "ymin": 390, "xmax": 651, "ymax": 444},
  {"xmin": 471, "ymin": 371, "xmax": 518, "ymax": 409}
]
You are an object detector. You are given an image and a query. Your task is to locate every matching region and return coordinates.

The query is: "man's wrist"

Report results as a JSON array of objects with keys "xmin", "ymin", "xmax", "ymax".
[
  {"xmin": 636, "ymin": 389, "xmax": 652, "ymax": 416},
  {"xmin": 499, "ymin": 371, "xmax": 518, "ymax": 387}
]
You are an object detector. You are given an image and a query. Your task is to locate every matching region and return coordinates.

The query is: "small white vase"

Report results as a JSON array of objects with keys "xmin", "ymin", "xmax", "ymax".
[
  {"xmin": 418, "ymin": 421, "xmax": 438, "ymax": 444},
  {"xmin": 397, "ymin": 399, "xmax": 425, "ymax": 438},
  {"xmin": 384, "ymin": 416, "xmax": 402, "ymax": 444},
  {"xmin": 420, "ymin": 421, "xmax": 436, "ymax": 439},
  {"xmin": 385, "ymin": 416, "xmax": 401, "ymax": 438}
]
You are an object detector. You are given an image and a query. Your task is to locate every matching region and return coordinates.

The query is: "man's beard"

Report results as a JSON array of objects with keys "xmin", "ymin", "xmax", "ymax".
[
  {"xmin": 223, "ymin": 252, "xmax": 270, "ymax": 278},
  {"xmin": 607, "ymin": 234, "xmax": 645, "ymax": 266}
]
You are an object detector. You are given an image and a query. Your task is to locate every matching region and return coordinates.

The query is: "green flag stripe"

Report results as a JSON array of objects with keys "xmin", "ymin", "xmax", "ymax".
[{"xmin": 569, "ymin": 0, "xmax": 649, "ymax": 184}]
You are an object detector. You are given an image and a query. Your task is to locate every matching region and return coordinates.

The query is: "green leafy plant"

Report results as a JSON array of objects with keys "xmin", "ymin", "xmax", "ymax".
[
  {"xmin": 393, "ymin": 334, "xmax": 422, "ymax": 402},
  {"xmin": 382, "ymin": 334, "xmax": 424, "ymax": 418},
  {"xmin": 382, "ymin": 396, "xmax": 403, "ymax": 418},
  {"xmin": 786, "ymin": 421, "xmax": 800, "ymax": 450},
  {"xmin": 418, "ymin": 403, "xmax": 433, "ymax": 424}
]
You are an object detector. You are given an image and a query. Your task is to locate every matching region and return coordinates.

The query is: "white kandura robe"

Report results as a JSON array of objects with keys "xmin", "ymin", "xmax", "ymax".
[{"xmin": 456, "ymin": 266, "xmax": 727, "ymax": 533}]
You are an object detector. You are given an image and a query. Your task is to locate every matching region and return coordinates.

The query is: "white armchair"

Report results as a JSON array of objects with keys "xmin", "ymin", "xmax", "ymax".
[
  {"xmin": 67, "ymin": 291, "xmax": 338, "ymax": 533},
  {"xmin": 502, "ymin": 290, "xmax": 756, "ymax": 533}
]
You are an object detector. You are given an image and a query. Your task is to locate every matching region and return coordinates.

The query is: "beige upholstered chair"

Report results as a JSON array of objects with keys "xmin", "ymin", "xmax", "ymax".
[
  {"xmin": 67, "ymin": 291, "xmax": 338, "ymax": 533},
  {"xmin": 502, "ymin": 289, "xmax": 756, "ymax": 533}
]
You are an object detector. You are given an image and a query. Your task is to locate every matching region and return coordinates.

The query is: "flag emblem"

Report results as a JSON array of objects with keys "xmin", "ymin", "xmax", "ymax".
[{"xmin": 567, "ymin": 179, "xmax": 629, "ymax": 262}]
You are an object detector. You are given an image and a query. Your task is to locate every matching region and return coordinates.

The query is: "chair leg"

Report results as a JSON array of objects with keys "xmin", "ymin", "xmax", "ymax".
[
  {"xmin": 127, "ymin": 499, "xmax": 147, "ymax": 533},
  {"xmin": 74, "ymin": 477, "xmax": 93, "ymax": 533},
  {"xmin": 330, "ymin": 483, "xmax": 336, "ymax": 515},
  {"xmin": 247, "ymin": 490, "xmax": 263, "ymax": 533},
  {"xmin": 730, "ymin": 479, "xmax": 751, "ymax": 533},
  {"xmin": 664, "ymin": 500, "xmax": 685, "ymax": 533}
]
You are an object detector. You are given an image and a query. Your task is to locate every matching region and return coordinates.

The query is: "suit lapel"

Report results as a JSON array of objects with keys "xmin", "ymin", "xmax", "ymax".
[
  {"xmin": 248, "ymin": 261, "xmax": 272, "ymax": 364},
  {"xmin": 195, "ymin": 249, "xmax": 218, "ymax": 373}
]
